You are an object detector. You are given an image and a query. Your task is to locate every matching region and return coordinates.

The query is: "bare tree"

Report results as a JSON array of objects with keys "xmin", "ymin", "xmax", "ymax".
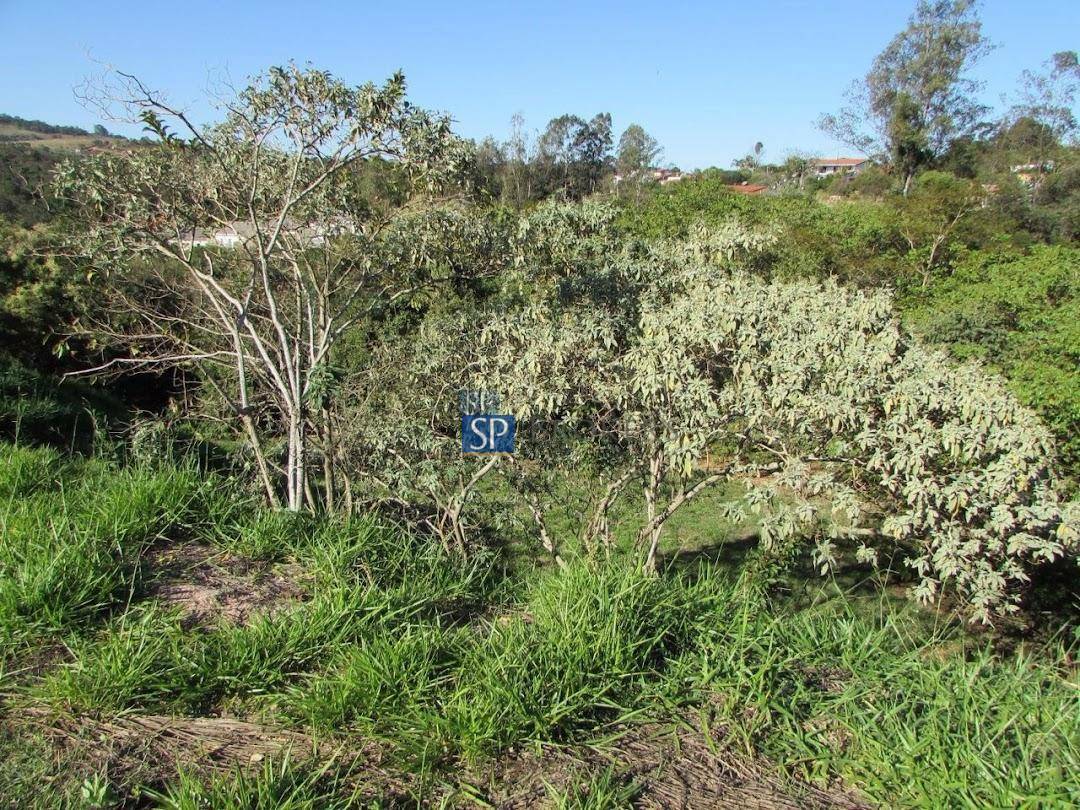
[{"xmin": 55, "ymin": 64, "xmax": 469, "ymax": 510}]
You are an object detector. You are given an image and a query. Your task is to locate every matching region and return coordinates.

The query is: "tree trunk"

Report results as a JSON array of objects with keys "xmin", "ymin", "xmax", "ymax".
[
  {"xmin": 285, "ymin": 409, "xmax": 306, "ymax": 511},
  {"xmin": 241, "ymin": 413, "xmax": 280, "ymax": 509},
  {"xmin": 526, "ymin": 494, "xmax": 565, "ymax": 568},
  {"xmin": 642, "ymin": 451, "xmax": 664, "ymax": 574},
  {"xmin": 321, "ymin": 406, "xmax": 335, "ymax": 512},
  {"xmin": 582, "ymin": 470, "xmax": 633, "ymax": 556}
]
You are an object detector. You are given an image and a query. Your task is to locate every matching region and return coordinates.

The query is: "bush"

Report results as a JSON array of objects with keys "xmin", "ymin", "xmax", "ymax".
[{"xmin": 902, "ymin": 245, "xmax": 1080, "ymax": 479}]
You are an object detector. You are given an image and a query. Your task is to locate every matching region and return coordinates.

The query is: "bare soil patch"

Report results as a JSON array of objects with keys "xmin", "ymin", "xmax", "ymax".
[
  {"xmin": 477, "ymin": 716, "xmax": 869, "ymax": 809},
  {"xmin": 146, "ymin": 542, "xmax": 308, "ymax": 627},
  {"xmin": 9, "ymin": 706, "xmax": 410, "ymax": 804}
]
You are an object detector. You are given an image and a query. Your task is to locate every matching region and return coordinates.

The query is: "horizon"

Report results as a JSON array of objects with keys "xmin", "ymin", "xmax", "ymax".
[{"xmin": 0, "ymin": 0, "xmax": 1075, "ymax": 170}]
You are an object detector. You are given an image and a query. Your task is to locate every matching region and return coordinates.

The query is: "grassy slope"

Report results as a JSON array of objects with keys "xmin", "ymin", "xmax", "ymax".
[
  {"xmin": 0, "ymin": 443, "xmax": 1076, "ymax": 808},
  {"xmin": 0, "ymin": 123, "xmax": 129, "ymax": 152}
]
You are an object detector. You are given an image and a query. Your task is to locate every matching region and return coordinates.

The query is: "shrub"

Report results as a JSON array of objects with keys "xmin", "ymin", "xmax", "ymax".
[{"xmin": 484, "ymin": 209, "xmax": 1078, "ymax": 621}]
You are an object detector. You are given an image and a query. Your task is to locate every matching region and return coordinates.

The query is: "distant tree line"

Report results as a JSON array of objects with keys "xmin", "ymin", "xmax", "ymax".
[
  {"xmin": 472, "ymin": 113, "xmax": 666, "ymax": 206},
  {"xmin": 0, "ymin": 114, "xmax": 94, "ymax": 137}
]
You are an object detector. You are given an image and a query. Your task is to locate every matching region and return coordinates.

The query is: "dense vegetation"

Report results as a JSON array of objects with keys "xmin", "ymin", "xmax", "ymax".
[{"xmin": 0, "ymin": 2, "xmax": 1077, "ymax": 806}]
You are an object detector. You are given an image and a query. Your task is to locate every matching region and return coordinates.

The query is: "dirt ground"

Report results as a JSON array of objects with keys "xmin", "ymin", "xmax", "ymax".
[
  {"xmin": 146, "ymin": 542, "xmax": 308, "ymax": 627},
  {"xmin": 7, "ymin": 705, "xmax": 870, "ymax": 808}
]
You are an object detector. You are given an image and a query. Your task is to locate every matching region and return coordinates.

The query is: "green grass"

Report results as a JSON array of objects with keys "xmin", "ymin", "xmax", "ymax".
[
  {"xmin": 438, "ymin": 562, "xmax": 709, "ymax": 759},
  {"xmin": 3, "ymin": 441, "xmax": 1078, "ymax": 808},
  {"xmin": 0, "ymin": 444, "xmax": 210, "ymax": 656},
  {"xmin": 546, "ymin": 766, "xmax": 640, "ymax": 809},
  {"xmin": 683, "ymin": 593, "xmax": 1080, "ymax": 808},
  {"xmin": 144, "ymin": 756, "xmax": 372, "ymax": 810}
]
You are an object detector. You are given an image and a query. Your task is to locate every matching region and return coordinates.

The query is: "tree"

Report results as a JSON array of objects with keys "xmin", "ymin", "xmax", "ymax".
[
  {"xmin": 483, "ymin": 202, "xmax": 1077, "ymax": 620},
  {"xmin": 891, "ymin": 170, "xmax": 983, "ymax": 286},
  {"xmin": 339, "ymin": 311, "xmax": 508, "ymax": 552},
  {"xmin": 535, "ymin": 113, "xmax": 612, "ymax": 199},
  {"xmin": 55, "ymin": 65, "xmax": 469, "ymax": 511},
  {"xmin": 779, "ymin": 153, "xmax": 812, "ymax": 190},
  {"xmin": 889, "ymin": 92, "xmax": 933, "ymax": 194},
  {"xmin": 820, "ymin": 0, "xmax": 991, "ymax": 192},
  {"xmin": 616, "ymin": 124, "xmax": 662, "ymax": 180},
  {"xmin": 734, "ymin": 142, "xmax": 764, "ymax": 173},
  {"xmin": 503, "ymin": 112, "xmax": 533, "ymax": 207},
  {"xmin": 1008, "ymin": 51, "xmax": 1080, "ymax": 147}
]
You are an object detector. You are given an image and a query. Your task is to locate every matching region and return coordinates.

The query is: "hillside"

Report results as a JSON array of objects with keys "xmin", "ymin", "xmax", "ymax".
[
  {"xmin": 0, "ymin": 113, "xmax": 129, "ymax": 151},
  {"xmin": 0, "ymin": 115, "xmax": 135, "ymax": 226}
]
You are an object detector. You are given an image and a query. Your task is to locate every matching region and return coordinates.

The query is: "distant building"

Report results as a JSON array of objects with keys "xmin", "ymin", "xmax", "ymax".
[
  {"xmin": 811, "ymin": 157, "xmax": 869, "ymax": 177},
  {"xmin": 1010, "ymin": 161, "xmax": 1055, "ymax": 187},
  {"xmin": 614, "ymin": 167, "xmax": 684, "ymax": 186},
  {"xmin": 652, "ymin": 168, "xmax": 684, "ymax": 185},
  {"xmin": 177, "ymin": 217, "xmax": 356, "ymax": 250}
]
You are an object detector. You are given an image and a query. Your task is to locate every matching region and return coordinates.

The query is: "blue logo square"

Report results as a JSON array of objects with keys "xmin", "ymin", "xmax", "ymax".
[{"xmin": 462, "ymin": 414, "xmax": 515, "ymax": 453}]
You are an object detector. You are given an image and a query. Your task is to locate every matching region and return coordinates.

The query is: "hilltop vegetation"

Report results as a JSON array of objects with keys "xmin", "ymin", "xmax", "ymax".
[{"xmin": 0, "ymin": 114, "xmax": 133, "ymax": 226}]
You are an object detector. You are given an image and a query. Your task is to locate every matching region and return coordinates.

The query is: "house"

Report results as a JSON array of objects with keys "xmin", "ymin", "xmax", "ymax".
[
  {"xmin": 651, "ymin": 168, "xmax": 684, "ymax": 185},
  {"xmin": 811, "ymin": 157, "xmax": 869, "ymax": 177},
  {"xmin": 1010, "ymin": 162, "xmax": 1054, "ymax": 187},
  {"xmin": 614, "ymin": 168, "xmax": 685, "ymax": 186},
  {"xmin": 176, "ymin": 217, "xmax": 355, "ymax": 250}
]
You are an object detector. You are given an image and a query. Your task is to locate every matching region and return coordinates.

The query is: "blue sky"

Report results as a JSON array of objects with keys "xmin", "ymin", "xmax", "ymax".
[{"xmin": 0, "ymin": 1, "xmax": 1075, "ymax": 169}]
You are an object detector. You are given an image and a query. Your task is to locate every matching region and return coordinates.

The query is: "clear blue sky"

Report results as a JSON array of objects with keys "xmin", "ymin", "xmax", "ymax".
[{"xmin": 0, "ymin": 0, "xmax": 1075, "ymax": 169}]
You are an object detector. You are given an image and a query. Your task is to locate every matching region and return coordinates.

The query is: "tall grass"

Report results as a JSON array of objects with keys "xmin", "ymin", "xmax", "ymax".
[
  {"xmin": 38, "ymin": 516, "xmax": 498, "ymax": 716},
  {"xmin": 0, "ymin": 444, "xmax": 207, "ymax": 654},
  {"xmin": 8, "ymin": 442, "xmax": 1078, "ymax": 807},
  {"xmin": 146, "ymin": 756, "xmax": 369, "ymax": 809},
  {"xmin": 437, "ymin": 562, "xmax": 709, "ymax": 759},
  {"xmin": 684, "ymin": 593, "xmax": 1080, "ymax": 808}
]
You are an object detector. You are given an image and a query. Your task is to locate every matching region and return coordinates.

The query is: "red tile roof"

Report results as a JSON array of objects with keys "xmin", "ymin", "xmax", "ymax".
[{"xmin": 812, "ymin": 157, "xmax": 867, "ymax": 166}]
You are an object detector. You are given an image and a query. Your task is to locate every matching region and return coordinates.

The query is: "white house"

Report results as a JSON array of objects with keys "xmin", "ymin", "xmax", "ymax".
[{"xmin": 811, "ymin": 157, "xmax": 869, "ymax": 177}]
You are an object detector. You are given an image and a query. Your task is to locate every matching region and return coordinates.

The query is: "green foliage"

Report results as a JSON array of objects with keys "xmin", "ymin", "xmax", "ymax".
[
  {"xmin": 52, "ymin": 65, "xmax": 477, "ymax": 512},
  {"xmin": 484, "ymin": 206, "xmax": 1078, "ymax": 619},
  {"xmin": 619, "ymin": 175, "xmax": 903, "ymax": 285},
  {"xmin": 0, "ymin": 220, "xmax": 83, "ymax": 361},
  {"xmin": 0, "ymin": 146, "xmax": 60, "ymax": 226},
  {"xmin": 0, "ymin": 355, "xmax": 123, "ymax": 447},
  {"xmin": 902, "ymin": 244, "xmax": 1080, "ymax": 477},
  {"xmin": 888, "ymin": 170, "xmax": 984, "ymax": 285}
]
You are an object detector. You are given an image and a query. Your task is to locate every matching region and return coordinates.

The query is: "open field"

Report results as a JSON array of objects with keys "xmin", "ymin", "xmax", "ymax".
[{"xmin": 0, "ymin": 123, "xmax": 128, "ymax": 152}]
